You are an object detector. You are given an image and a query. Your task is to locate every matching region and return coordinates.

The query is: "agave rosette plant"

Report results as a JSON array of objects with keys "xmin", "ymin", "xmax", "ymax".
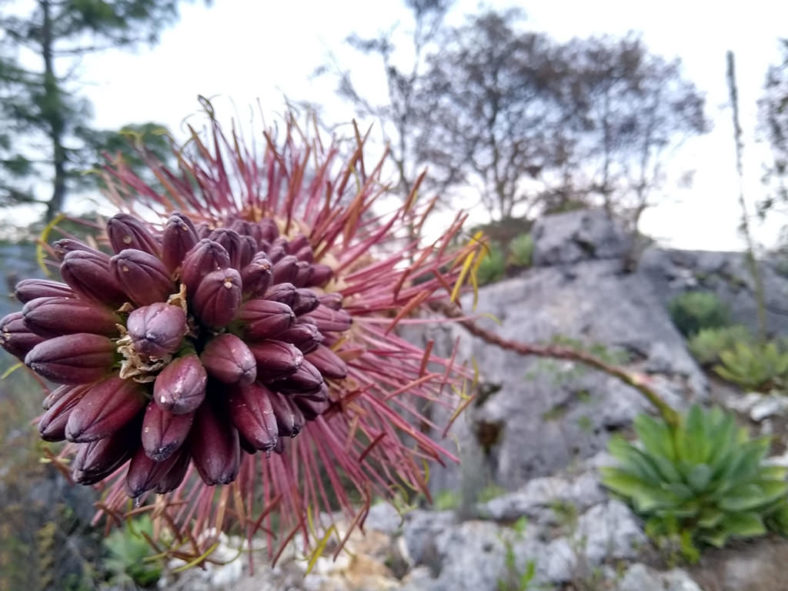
[{"xmin": 0, "ymin": 107, "xmax": 483, "ymax": 562}]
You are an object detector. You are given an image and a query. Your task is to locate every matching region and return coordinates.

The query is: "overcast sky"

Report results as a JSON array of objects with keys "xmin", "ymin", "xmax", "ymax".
[{"xmin": 46, "ymin": 1, "xmax": 788, "ymax": 250}]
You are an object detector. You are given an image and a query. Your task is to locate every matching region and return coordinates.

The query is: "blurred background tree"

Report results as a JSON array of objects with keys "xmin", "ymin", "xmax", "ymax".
[
  {"xmin": 0, "ymin": 0, "xmax": 194, "ymax": 220},
  {"xmin": 759, "ymin": 39, "xmax": 788, "ymax": 236}
]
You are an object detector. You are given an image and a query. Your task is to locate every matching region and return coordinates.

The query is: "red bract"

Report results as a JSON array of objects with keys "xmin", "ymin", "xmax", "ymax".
[{"xmin": 0, "ymin": 106, "xmax": 483, "ymax": 565}]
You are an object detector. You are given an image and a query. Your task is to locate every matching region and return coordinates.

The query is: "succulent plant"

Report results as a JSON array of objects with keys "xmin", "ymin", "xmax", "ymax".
[{"xmin": 601, "ymin": 405, "xmax": 788, "ymax": 563}]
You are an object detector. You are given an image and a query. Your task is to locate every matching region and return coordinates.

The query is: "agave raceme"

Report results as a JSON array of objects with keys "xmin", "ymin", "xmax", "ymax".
[{"xmin": 0, "ymin": 113, "xmax": 483, "ymax": 562}]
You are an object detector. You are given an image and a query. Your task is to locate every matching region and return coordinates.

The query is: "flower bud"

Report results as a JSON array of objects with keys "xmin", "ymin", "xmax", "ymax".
[
  {"xmin": 65, "ymin": 376, "xmax": 147, "ymax": 442},
  {"xmin": 239, "ymin": 235, "xmax": 257, "ymax": 269},
  {"xmin": 250, "ymin": 340, "xmax": 304, "ymax": 381},
  {"xmin": 60, "ymin": 249, "xmax": 128, "ymax": 305},
  {"xmin": 190, "ymin": 398, "xmax": 240, "ymax": 485},
  {"xmin": 241, "ymin": 252, "xmax": 273, "ymax": 297},
  {"xmin": 287, "ymin": 235, "xmax": 310, "ymax": 254},
  {"xmin": 258, "ymin": 218, "xmax": 279, "ymax": 243},
  {"xmin": 268, "ymin": 390, "xmax": 304, "ymax": 437},
  {"xmin": 107, "ymin": 213, "xmax": 161, "ymax": 256},
  {"xmin": 191, "ymin": 268, "xmax": 242, "ymax": 328},
  {"xmin": 273, "ymin": 359, "xmax": 323, "ymax": 395},
  {"xmin": 141, "ymin": 401, "xmax": 194, "ymax": 461},
  {"xmin": 155, "ymin": 447, "xmax": 190, "ymax": 493},
  {"xmin": 278, "ymin": 322, "xmax": 323, "ymax": 354},
  {"xmin": 126, "ymin": 444, "xmax": 185, "ymax": 497},
  {"xmin": 38, "ymin": 384, "xmax": 90, "ymax": 441},
  {"xmin": 42, "ymin": 384, "xmax": 74, "ymax": 410},
  {"xmin": 272, "ymin": 255, "xmax": 299, "ymax": 284},
  {"xmin": 162, "ymin": 212, "xmax": 199, "ymax": 272},
  {"xmin": 306, "ymin": 345, "xmax": 348, "ymax": 380},
  {"xmin": 267, "ymin": 243, "xmax": 286, "ymax": 264},
  {"xmin": 291, "ymin": 288, "xmax": 320, "ymax": 316},
  {"xmin": 292, "ymin": 261, "xmax": 313, "ymax": 288},
  {"xmin": 294, "ymin": 396, "xmax": 330, "ymax": 421},
  {"xmin": 230, "ymin": 219, "xmax": 263, "ymax": 246},
  {"xmin": 318, "ymin": 292, "xmax": 343, "ymax": 310},
  {"xmin": 294, "ymin": 245, "xmax": 314, "ymax": 263},
  {"xmin": 71, "ymin": 424, "xmax": 137, "ymax": 485},
  {"xmin": 127, "ymin": 303, "xmax": 187, "ymax": 358},
  {"xmin": 153, "ymin": 353, "xmax": 207, "ymax": 414},
  {"xmin": 209, "ymin": 228, "xmax": 244, "ymax": 269},
  {"xmin": 303, "ymin": 305, "xmax": 352, "ymax": 333},
  {"xmin": 237, "ymin": 299, "xmax": 294, "ymax": 341},
  {"xmin": 264, "ymin": 282, "xmax": 297, "ymax": 307},
  {"xmin": 111, "ymin": 249, "xmax": 174, "ymax": 306},
  {"xmin": 0, "ymin": 311, "xmax": 45, "ymax": 360},
  {"xmin": 14, "ymin": 279, "xmax": 73, "ymax": 303},
  {"xmin": 25, "ymin": 333, "xmax": 115, "ymax": 384},
  {"xmin": 306, "ymin": 263, "xmax": 334, "ymax": 288},
  {"xmin": 227, "ymin": 382, "xmax": 279, "ymax": 451},
  {"xmin": 23, "ymin": 296, "xmax": 120, "ymax": 338},
  {"xmin": 52, "ymin": 239, "xmax": 96, "ymax": 260},
  {"xmin": 200, "ymin": 333, "xmax": 257, "ymax": 385},
  {"xmin": 180, "ymin": 239, "xmax": 230, "ymax": 294}
]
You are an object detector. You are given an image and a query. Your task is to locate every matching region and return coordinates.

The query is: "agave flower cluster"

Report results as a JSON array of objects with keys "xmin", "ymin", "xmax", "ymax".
[{"xmin": 0, "ymin": 110, "xmax": 481, "ymax": 560}]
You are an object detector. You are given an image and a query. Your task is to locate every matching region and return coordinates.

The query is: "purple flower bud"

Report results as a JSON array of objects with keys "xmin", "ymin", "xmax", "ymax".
[
  {"xmin": 250, "ymin": 340, "xmax": 304, "ymax": 381},
  {"xmin": 209, "ymin": 228, "xmax": 244, "ymax": 269},
  {"xmin": 306, "ymin": 345, "xmax": 349, "ymax": 380},
  {"xmin": 162, "ymin": 212, "xmax": 199, "ymax": 272},
  {"xmin": 195, "ymin": 222, "xmax": 212, "ymax": 239},
  {"xmin": 264, "ymin": 282, "xmax": 297, "ymax": 307},
  {"xmin": 180, "ymin": 239, "xmax": 230, "ymax": 294},
  {"xmin": 200, "ymin": 333, "xmax": 257, "ymax": 385},
  {"xmin": 227, "ymin": 382, "xmax": 279, "ymax": 451},
  {"xmin": 110, "ymin": 249, "xmax": 174, "ymax": 306},
  {"xmin": 241, "ymin": 252, "xmax": 272, "ymax": 297},
  {"xmin": 268, "ymin": 390, "xmax": 304, "ymax": 437},
  {"xmin": 65, "ymin": 376, "xmax": 147, "ymax": 442},
  {"xmin": 153, "ymin": 353, "xmax": 207, "ymax": 414},
  {"xmin": 60, "ymin": 249, "xmax": 128, "ymax": 306},
  {"xmin": 191, "ymin": 268, "xmax": 242, "ymax": 328},
  {"xmin": 14, "ymin": 279, "xmax": 74, "ymax": 303},
  {"xmin": 272, "ymin": 255, "xmax": 299, "ymax": 284},
  {"xmin": 190, "ymin": 398, "xmax": 240, "ymax": 485},
  {"xmin": 126, "ymin": 444, "xmax": 186, "ymax": 497},
  {"xmin": 273, "ymin": 359, "xmax": 324, "ymax": 395},
  {"xmin": 0, "ymin": 311, "xmax": 45, "ymax": 360},
  {"xmin": 287, "ymin": 235, "xmax": 310, "ymax": 254},
  {"xmin": 239, "ymin": 235, "xmax": 257, "ymax": 269},
  {"xmin": 237, "ymin": 299, "xmax": 294, "ymax": 341},
  {"xmin": 294, "ymin": 245, "xmax": 314, "ymax": 263},
  {"xmin": 154, "ymin": 447, "xmax": 190, "ymax": 493},
  {"xmin": 107, "ymin": 213, "xmax": 161, "ymax": 256},
  {"xmin": 52, "ymin": 239, "xmax": 96, "ymax": 261},
  {"xmin": 306, "ymin": 263, "xmax": 334, "ymax": 288},
  {"xmin": 291, "ymin": 288, "xmax": 320, "ymax": 316},
  {"xmin": 292, "ymin": 261, "xmax": 313, "ymax": 287},
  {"xmin": 318, "ymin": 292, "xmax": 343, "ymax": 310},
  {"xmin": 303, "ymin": 305, "xmax": 352, "ymax": 333},
  {"xmin": 127, "ymin": 303, "xmax": 187, "ymax": 358},
  {"xmin": 267, "ymin": 243, "xmax": 286, "ymax": 264},
  {"xmin": 293, "ymin": 396, "xmax": 330, "ymax": 421},
  {"xmin": 141, "ymin": 401, "xmax": 194, "ymax": 461},
  {"xmin": 25, "ymin": 333, "xmax": 115, "ymax": 384},
  {"xmin": 23, "ymin": 296, "xmax": 120, "ymax": 338},
  {"xmin": 38, "ymin": 384, "xmax": 90, "ymax": 441},
  {"xmin": 278, "ymin": 322, "xmax": 323, "ymax": 354},
  {"xmin": 230, "ymin": 219, "xmax": 263, "ymax": 246},
  {"xmin": 42, "ymin": 384, "xmax": 74, "ymax": 410},
  {"xmin": 71, "ymin": 424, "xmax": 137, "ymax": 484},
  {"xmin": 258, "ymin": 218, "xmax": 279, "ymax": 243}
]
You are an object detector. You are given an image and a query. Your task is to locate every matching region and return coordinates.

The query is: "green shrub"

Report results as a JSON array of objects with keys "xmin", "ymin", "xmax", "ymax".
[
  {"xmin": 103, "ymin": 515, "xmax": 163, "ymax": 588},
  {"xmin": 688, "ymin": 325, "xmax": 753, "ymax": 366},
  {"xmin": 601, "ymin": 405, "xmax": 788, "ymax": 564},
  {"xmin": 508, "ymin": 233, "xmax": 534, "ymax": 268},
  {"xmin": 668, "ymin": 291, "xmax": 730, "ymax": 337},
  {"xmin": 477, "ymin": 244, "xmax": 506, "ymax": 285},
  {"xmin": 715, "ymin": 341, "xmax": 788, "ymax": 392}
]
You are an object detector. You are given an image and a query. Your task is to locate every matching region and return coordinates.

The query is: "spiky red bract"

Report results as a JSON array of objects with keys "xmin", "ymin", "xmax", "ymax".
[{"xmin": 23, "ymin": 105, "xmax": 483, "ymax": 565}]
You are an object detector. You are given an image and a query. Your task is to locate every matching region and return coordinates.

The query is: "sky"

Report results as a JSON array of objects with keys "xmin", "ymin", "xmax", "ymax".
[{"xmin": 12, "ymin": 0, "xmax": 788, "ymax": 251}]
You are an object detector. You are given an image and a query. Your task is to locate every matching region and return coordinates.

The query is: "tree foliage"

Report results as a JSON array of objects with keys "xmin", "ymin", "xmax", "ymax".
[
  {"xmin": 0, "ymin": 0, "xmax": 189, "ymax": 219},
  {"xmin": 760, "ymin": 39, "xmax": 788, "ymax": 218}
]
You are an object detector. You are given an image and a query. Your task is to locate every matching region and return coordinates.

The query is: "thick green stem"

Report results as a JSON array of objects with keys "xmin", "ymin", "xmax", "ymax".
[{"xmin": 436, "ymin": 301, "xmax": 680, "ymax": 427}]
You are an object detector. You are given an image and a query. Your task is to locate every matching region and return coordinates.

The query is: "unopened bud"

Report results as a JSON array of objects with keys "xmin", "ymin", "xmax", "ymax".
[
  {"xmin": 318, "ymin": 292, "xmax": 343, "ymax": 310},
  {"xmin": 306, "ymin": 345, "xmax": 348, "ymax": 380},
  {"xmin": 153, "ymin": 353, "xmax": 207, "ymax": 414},
  {"xmin": 0, "ymin": 311, "xmax": 45, "ymax": 360},
  {"xmin": 23, "ymin": 296, "xmax": 120, "ymax": 338},
  {"xmin": 306, "ymin": 263, "xmax": 334, "ymax": 288},
  {"xmin": 200, "ymin": 333, "xmax": 257, "ymax": 385},
  {"xmin": 65, "ymin": 376, "xmax": 146, "ymax": 442},
  {"xmin": 273, "ymin": 359, "xmax": 323, "ymax": 394},
  {"xmin": 241, "ymin": 252, "xmax": 272, "ymax": 297},
  {"xmin": 291, "ymin": 288, "xmax": 320, "ymax": 316},
  {"xmin": 258, "ymin": 218, "xmax": 279, "ymax": 243},
  {"xmin": 25, "ymin": 333, "xmax": 115, "ymax": 384},
  {"xmin": 72, "ymin": 424, "xmax": 137, "ymax": 485},
  {"xmin": 264, "ymin": 282, "xmax": 297, "ymax": 307},
  {"xmin": 162, "ymin": 212, "xmax": 199, "ymax": 272},
  {"xmin": 272, "ymin": 255, "xmax": 299, "ymax": 284},
  {"xmin": 127, "ymin": 303, "xmax": 187, "ymax": 358},
  {"xmin": 14, "ymin": 279, "xmax": 74, "ymax": 303},
  {"xmin": 294, "ymin": 395, "xmax": 330, "ymax": 421},
  {"xmin": 250, "ymin": 340, "xmax": 304, "ymax": 381},
  {"xmin": 111, "ymin": 249, "xmax": 174, "ymax": 306},
  {"xmin": 52, "ymin": 239, "xmax": 97, "ymax": 261},
  {"xmin": 107, "ymin": 213, "xmax": 161, "ymax": 256},
  {"xmin": 292, "ymin": 261, "xmax": 313, "ymax": 288},
  {"xmin": 268, "ymin": 390, "xmax": 304, "ymax": 437},
  {"xmin": 141, "ymin": 400, "xmax": 194, "ymax": 461},
  {"xmin": 190, "ymin": 398, "xmax": 240, "ymax": 485},
  {"xmin": 191, "ymin": 268, "xmax": 242, "ymax": 328},
  {"xmin": 209, "ymin": 228, "xmax": 245, "ymax": 269},
  {"xmin": 155, "ymin": 447, "xmax": 190, "ymax": 493},
  {"xmin": 38, "ymin": 384, "xmax": 90, "ymax": 441},
  {"xmin": 60, "ymin": 249, "xmax": 128, "ymax": 305},
  {"xmin": 236, "ymin": 299, "xmax": 294, "ymax": 341},
  {"xmin": 227, "ymin": 382, "xmax": 279, "ymax": 451},
  {"xmin": 180, "ymin": 239, "xmax": 230, "ymax": 294},
  {"xmin": 278, "ymin": 322, "xmax": 323, "ymax": 354},
  {"xmin": 303, "ymin": 305, "xmax": 352, "ymax": 333},
  {"xmin": 126, "ymin": 444, "xmax": 185, "ymax": 498}
]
